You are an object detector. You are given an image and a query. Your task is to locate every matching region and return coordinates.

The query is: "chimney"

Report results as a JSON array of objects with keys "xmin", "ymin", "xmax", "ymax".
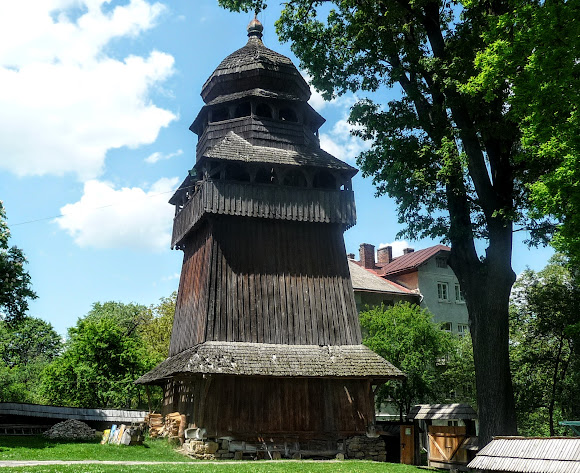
[
  {"xmin": 347, "ymin": 253, "xmax": 355, "ymax": 260},
  {"xmin": 403, "ymin": 247, "xmax": 415, "ymax": 255},
  {"xmin": 377, "ymin": 246, "xmax": 393, "ymax": 264},
  {"xmin": 359, "ymin": 243, "xmax": 375, "ymax": 269}
]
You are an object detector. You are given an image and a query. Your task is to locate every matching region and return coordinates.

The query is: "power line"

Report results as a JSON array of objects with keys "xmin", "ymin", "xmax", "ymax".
[{"xmin": 10, "ymin": 185, "xmax": 195, "ymax": 227}]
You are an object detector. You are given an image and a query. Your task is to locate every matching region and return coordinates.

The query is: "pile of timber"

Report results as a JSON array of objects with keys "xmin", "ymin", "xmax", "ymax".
[
  {"xmin": 144, "ymin": 412, "xmax": 186, "ymax": 442},
  {"xmin": 144, "ymin": 413, "xmax": 163, "ymax": 438},
  {"xmin": 165, "ymin": 412, "xmax": 183, "ymax": 439}
]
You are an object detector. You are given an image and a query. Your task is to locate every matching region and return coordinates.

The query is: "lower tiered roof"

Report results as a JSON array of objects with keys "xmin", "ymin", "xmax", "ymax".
[{"xmin": 135, "ymin": 341, "xmax": 405, "ymax": 385}]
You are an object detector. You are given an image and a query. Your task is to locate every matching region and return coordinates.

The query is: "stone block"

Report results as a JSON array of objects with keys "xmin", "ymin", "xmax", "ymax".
[
  {"xmin": 272, "ymin": 451, "xmax": 282, "ymax": 460},
  {"xmin": 335, "ymin": 453, "xmax": 345, "ymax": 460},
  {"xmin": 234, "ymin": 451, "xmax": 243, "ymax": 460},
  {"xmin": 205, "ymin": 441, "xmax": 219, "ymax": 454}
]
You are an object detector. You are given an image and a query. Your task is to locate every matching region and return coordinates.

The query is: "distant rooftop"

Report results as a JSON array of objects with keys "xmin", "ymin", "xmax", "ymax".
[
  {"xmin": 348, "ymin": 259, "xmax": 416, "ymax": 295},
  {"xmin": 380, "ymin": 244, "xmax": 451, "ymax": 276}
]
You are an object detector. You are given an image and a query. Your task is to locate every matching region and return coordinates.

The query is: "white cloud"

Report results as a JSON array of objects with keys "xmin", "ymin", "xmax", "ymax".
[
  {"xmin": 379, "ymin": 241, "xmax": 411, "ymax": 258},
  {"xmin": 319, "ymin": 116, "xmax": 371, "ymax": 162},
  {"xmin": 303, "ymin": 71, "xmax": 356, "ymax": 111},
  {"xmin": 55, "ymin": 177, "xmax": 180, "ymax": 251},
  {"xmin": 0, "ymin": 1, "xmax": 176, "ymax": 179},
  {"xmin": 145, "ymin": 149, "xmax": 183, "ymax": 164},
  {"xmin": 162, "ymin": 272, "xmax": 180, "ymax": 281}
]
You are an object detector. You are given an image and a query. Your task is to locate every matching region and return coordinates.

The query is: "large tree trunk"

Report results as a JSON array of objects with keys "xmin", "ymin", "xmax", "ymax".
[{"xmin": 450, "ymin": 231, "xmax": 518, "ymax": 447}]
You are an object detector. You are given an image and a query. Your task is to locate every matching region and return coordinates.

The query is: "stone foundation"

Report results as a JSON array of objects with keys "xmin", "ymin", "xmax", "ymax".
[
  {"xmin": 183, "ymin": 435, "xmax": 387, "ymax": 461},
  {"xmin": 345, "ymin": 436, "xmax": 387, "ymax": 462}
]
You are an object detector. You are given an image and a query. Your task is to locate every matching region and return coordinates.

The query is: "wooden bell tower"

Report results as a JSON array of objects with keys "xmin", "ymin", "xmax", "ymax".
[{"xmin": 137, "ymin": 18, "xmax": 403, "ymax": 449}]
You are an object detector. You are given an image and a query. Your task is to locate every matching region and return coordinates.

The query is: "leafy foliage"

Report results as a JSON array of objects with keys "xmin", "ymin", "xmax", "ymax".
[
  {"xmin": 360, "ymin": 303, "xmax": 456, "ymax": 419},
  {"xmin": 139, "ymin": 291, "xmax": 176, "ymax": 364},
  {"xmin": 0, "ymin": 202, "xmax": 36, "ymax": 325},
  {"xmin": 462, "ymin": 1, "xmax": 580, "ymax": 263},
  {"xmin": 510, "ymin": 256, "xmax": 580, "ymax": 436},
  {"xmin": 40, "ymin": 303, "xmax": 156, "ymax": 409},
  {"xmin": 0, "ymin": 316, "xmax": 62, "ymax": 403},
  {"xmin": 441, "ymin": 333, "xmax": 476, "ymax": 408},
  {"xmin": 0, "ymin": 316, "xmax": 62, "ymax": 368}
]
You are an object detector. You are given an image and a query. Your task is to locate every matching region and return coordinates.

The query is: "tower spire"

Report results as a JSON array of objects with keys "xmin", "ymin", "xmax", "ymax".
[{"xmin": 247, "ymin": 16, "xmax": 263, "ymax": 40}]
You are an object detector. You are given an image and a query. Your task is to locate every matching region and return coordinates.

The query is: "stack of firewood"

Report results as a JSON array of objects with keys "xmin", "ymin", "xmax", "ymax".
[
  {"xmin": 144, "ymin": 413, "xmax": 163, "ymax": 438},
  {"xmin": 164, "ymin": 412, "xmax": 182, "ymax": 438}
]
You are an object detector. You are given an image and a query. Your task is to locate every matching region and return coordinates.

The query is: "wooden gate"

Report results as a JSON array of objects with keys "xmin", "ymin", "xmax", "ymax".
[{"xmin": 427, "ymin": 425, "xmax": 468, "ymax": 468}]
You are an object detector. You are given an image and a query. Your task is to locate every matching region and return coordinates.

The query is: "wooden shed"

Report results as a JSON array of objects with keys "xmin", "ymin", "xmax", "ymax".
[
  {"xmin": 408, "ymin": 403, "xmax": 478, "ymax": 469},
  {"xmin": 467, "ymin": 437, "xmax": 580, "ymax": 473},
  {"xmin": 136, "ymin": 19, "xmax": 403, "ymax": 459}
]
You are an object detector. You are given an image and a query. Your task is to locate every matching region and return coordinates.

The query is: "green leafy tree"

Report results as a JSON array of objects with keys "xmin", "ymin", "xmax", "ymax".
[
  {"xmin": 442, "ymin": 333, "xmax": 477, "ymax": 408},
  {"xmin": 510, "ymin": 256, "xmax": 580, "ymax": 436},
  {"xmin": 41, "ymin": 303, "xmax": 156, "ymax": 409},
  {"xmin": 217, "ymin": 0, "xmax": 578, "ymax": 444},
  {"xmin": 0, "ymin": 202, "xmax": 36, "ymax": 325},
  {"xmin": 139, "ymin": 292, "xmax": 176, "ymax": 364},
  {"xmin": 0, "ymin": 316, "xmax": 61, "ymax": 368},
  {"xmin": 84, "ymin": 301, "xmax": 149, "ymax": 336},
  {"xmin": 462, "ymin": 2, "xmax": 580, "ymax": 266},
  {"xmin": 360, "ymin": 302, "xmax": 455, "ymax": 420},
  {"xmin": 0, "ymin": 316, "xmax": 62, "ymax": 402}
]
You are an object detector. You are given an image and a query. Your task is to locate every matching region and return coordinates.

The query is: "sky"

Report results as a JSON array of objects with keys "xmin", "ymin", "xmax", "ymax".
[{"xmin": 0, "ymin": 0, "xmax": 554, "ymax": 336}]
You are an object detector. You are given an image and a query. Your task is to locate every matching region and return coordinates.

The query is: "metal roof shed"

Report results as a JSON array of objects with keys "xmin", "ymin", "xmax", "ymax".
[
  {"xmin": 468, "ymin": 437, "xmax": 580, "ymax": 473},
  {"xmin": 408, "ymin": 403, "xmax": 478, "ymax": 421}
]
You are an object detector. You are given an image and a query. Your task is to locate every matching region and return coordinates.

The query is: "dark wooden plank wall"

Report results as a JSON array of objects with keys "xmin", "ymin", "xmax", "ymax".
[
  {"xmin": 171, "ymin": 180, "xmax": 356, "ymax": 248},
  {"xmin": 168, "ymin": 216, "xmax": 361, "ymax": 356},
  {"xmin": 162, "ymin": 375, "xmax": 374, "ymax": 440}
]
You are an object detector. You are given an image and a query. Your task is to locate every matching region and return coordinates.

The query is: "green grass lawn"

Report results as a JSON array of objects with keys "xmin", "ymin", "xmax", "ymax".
[
  {"xmin": 0, "ymin": 436, "xmax": 191, "ymax": 462},
  {"xmin": 0, "ymin": 436, "xmax": 429, "ymax": 473},
  {"xmin": 0, "ymin": 462, "xmax": 426, "ymax": 473}
]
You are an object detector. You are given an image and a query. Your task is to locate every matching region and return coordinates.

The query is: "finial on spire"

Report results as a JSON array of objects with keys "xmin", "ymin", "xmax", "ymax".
[{"xmin": 247, "ymin": 16, "xmax": 263, "ymax": 39}]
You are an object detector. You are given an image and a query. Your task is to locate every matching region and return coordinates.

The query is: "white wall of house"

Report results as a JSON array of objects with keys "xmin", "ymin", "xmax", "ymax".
[{"xmin": 417, "ymin": 256, "xmax": 469, "ymax": 334}]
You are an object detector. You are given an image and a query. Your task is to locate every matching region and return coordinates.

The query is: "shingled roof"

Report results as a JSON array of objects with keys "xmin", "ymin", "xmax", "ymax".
[
  {"xmin": 206, "ymin": 88, "xmax": 302, "ymax": 106},
  {"xmin": 202, "ymin": 35, "xmax": 310, "ymax": 102},
  {"xmin": 202, "ymin": 131, "xmax": 357, "ymax": 174},
  {"xmin": 348, "ymin": 259, "xmax": 416, "ymax": 295},
  {"xmin": 380, "ymin": 244, "xmax": 451, "ymax": 276},
  {"xmin": 135, "ymin": 341, "xmax": 405, "ymax": 385}
]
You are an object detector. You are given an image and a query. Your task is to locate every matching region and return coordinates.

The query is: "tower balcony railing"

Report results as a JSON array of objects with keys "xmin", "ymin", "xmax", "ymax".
[{"xmin": 171, "ymin": 179, "xmax": 356, "ymax": 249}]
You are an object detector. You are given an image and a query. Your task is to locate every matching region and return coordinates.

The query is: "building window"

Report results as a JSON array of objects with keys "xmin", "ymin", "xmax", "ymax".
[
  {"xmin": 255, "ymin": 103, "xmax": 273, "ymax": 119},
  {"xmin": 455, "ymin": 284, "xmax": 465, "ymax": 302},
  {"xmin": 224, "ymin": 163, "xmax": 250, "ymax": 182},
  {"xmin": 283, "ymin": 169, "xmax": 307, "ymax": 187},
  {"xmin": 458, "ymin": 323, "xmax": 469, "ymax": 336},
  {"xmin": 255, "ymin": 167, "xmax": 278, "ymax": 185},
  {"xmin": 279, "ymin": 107, "xmax": 298, "ymax": 122},
  {"xmin": 210, "ymin": 107, "xmax": 229, "ymax": 122},
  {"xmin": 313, "ymin": 170, "xmax": 336, "ymax": 189},
  {"xmin": 441, "ymin": 322, "xmax": 452, "ymax": 332},
  {"xmin": 437, "ymin": 282, "xmax": 449, "ymax": 301},
  {"xmin": 234, "ymin": 102, "xmax": 251, "ymax": 118},
  {"xmin": 436, "ymin": 256, "xmax": 448, "ymax": 268}
]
